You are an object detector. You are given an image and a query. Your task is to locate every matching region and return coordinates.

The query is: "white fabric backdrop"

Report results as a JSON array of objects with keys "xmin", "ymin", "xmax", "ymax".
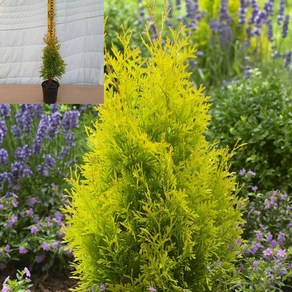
[{"xmin": 0, "ymin": 0, "xmax": 103, "ymax": 85}]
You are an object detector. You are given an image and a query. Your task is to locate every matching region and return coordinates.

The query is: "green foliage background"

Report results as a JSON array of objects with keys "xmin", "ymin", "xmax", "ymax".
[{"xmin": 207, "ymin": 71, "xmax": 292, "ymax": 194}]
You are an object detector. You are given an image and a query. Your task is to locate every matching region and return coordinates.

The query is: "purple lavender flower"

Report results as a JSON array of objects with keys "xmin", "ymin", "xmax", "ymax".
[
  {"xmin": 238, "ymin": 0, "xmax": 247, "ymax": 25},
  {"xmin": 277, "ymin": 0, "xmax": 285, "ymax": 25},
  {"xmin": 26, "ymin": 197, "xmax": 37, "ymax": 206},
  {"xmin": 44, "ymin": 154, "xmax": 56, "ymax": 169},
  {"xmin": 278, "ymin": 232, "xmax": 285, "ymax": 246},
  {"xmin": 176, "ymin": 0, "xmax": 181, "ymax": 10},
  {"xmin": 266, "ymin": 19, "xmax": 273, "ymax": 41},
  {"xmin": 251, "ymin": 186, "xmax": 258, "ymax": 192},
  {"xmin": 37, "ymin": 164, "xmax": 49, "ymax": 176},
  {"xmin": 6, "ymin": 214, "xmax": 18, "ymax": 228},
  {"xmin": 64, "ymin": 249, "xmax": 73, "ymax": 257},
  {"xmin": 64, "ymin": 131, "xmax": 76, "ymax": 147},
  {"xmin": 32, "ymin": 114, "xmax": 50, "ymax": 154},
  {"xmin": 11, "ymin": 161, "xmax": 25, "ymax": 178},
  {"xmin": 248, "ymin": 170, "xmax": 256, "ymax": 176},
  {"xmin": 263, "ymin": 247, "xmax": 273, "ymax": 259},
  {"xmin": 282, "ymin": 15, "xmax": 290, "ymax": 38},
  {"xmin": 196, "ymin": 51, "xmax": 204, "ymax": 57},
  {"xmin": 45, "ymin": 216, "xmax": 52, "ymax": 227},
  {"xmin": 30, "ymin": 225, "xmax": 38, "ymax": 234},
  {"xmin": 41, "ymin": 242, "xmax": 50, "ymax": 251},
  {"xmin": 26, "ymin": 208, "xmax": 34, "ymax": 217},
  {"xmin": 239, "ymin": 168, "xmax": 246, "ymax": 175},
  {"xmin": 245, "ymin": 65, "xmax": 252, "ymax": 78},
  {"xmin": 0, "ymin": 148, "xmax": 8, "ymax": 164},
  {"xmin": 250, "ymin": 245, "xmax": 259, "ymax": 255},
  {"xmin": 100, "ymin": 284, "xmax": 106, "ymax": 291},
  {"xmin": 149, "ymin": 23, "xmax": 158, "ymax": 40},
  {"xmin": 54, "ymin": 211, "xmax": 63, "ymax": 227},
  {"xmin": 50, "ymin": 104, "xmax": 60, "ymax": 113},
  {"xmin": 12, "ymin": 125, "xmax": 21, "ymax": 139},
  {"xmin": 277, "ymin": 249, "xmax": 286, "ymax": 258},
  {"xmin": 266, "ymin": 232, "xmax": 273, "ymax": 242},
  {"xmin": 249, "ymin": 0, "xmax": 260, "ymax": 25},
  {"xmin": 256, "ymin": 231, "xmax": 263, "ymax": 240},
  {"xmin": 270, "ymin": 240, "xmax": 278, "ymax": 248},
  {"xmin": 52, "ymin": 241, "xmax": 59, "ymax": 249},
  {"xmin": 24, "ymin": 267, "xmax": 31, "ymax": 278},
  {"xmin": 0, "ymin": 129, "xmax": 5, "ymax": 146},
  {"xmin": 0, "ymin": 120, "xmax": 8, "ymax": 136},
  {"xmin": 244, "ymin": 57, "xmax": 250, "ymax": 64},
  {"xmin": 5, "ymin": 245, "xmax": 10, "ymax": 252},
  {"xmin": 253, "ymin": 260, "xmax": 259, "ymax": 267},
  {"xmin": 2, "ymin": 276, "xmax": 10, "ymax": 292},
  {"xmin": 254, "ymin": 11, "xmax": 266, "ymax": 28},
  {"xmin": 22, "ymin": 166, "xmax": 33, "ymax": 178},
  {"xmin": 33, "ymin": 215, "xmax": 39, "ymax": 223},
  {"xmin": 149, "ymin": 287, "xmax": 157, "ymax": 292},
  {"xmin": 14, "ymin": 145, "xmax": 31, "ymax": 161},
  {"xmin": 15, "ymin": 105, "xmax": 34, "ymax": 133},
  {"xmin": 19, "ymin": 246, "xmax": 28, "ymax": 254},
  {"xmin": 12, "ymin": 199, "xmax": 18, "ymax": 208},
  {"xmin": 5, "ymin": 192, "xmax": 18, "ymax": 199},
  {"xmin": 47, "ymin": 112, "xmax": 62, "ymax": 139},
  {"xmin": 264, "ymin": 0, "xmax": 274, "ymax": 16},
  {"xmin": 0, "ymin": 105, "xmax": 11, "ymax": 119},
  {"xmin": 284, "ymin": 51, "xmax": 291, "ymax": 68},
  {"xmin": 62, "ymin": 110, "xmax": 80, "ymax": 131},
  {"xmin": 278, "ymin": 268, "xmax": 287, "ymax": 277},
  {"xmin": 209, "ymin": 20, "xmax": 220, "ymax": 34}
]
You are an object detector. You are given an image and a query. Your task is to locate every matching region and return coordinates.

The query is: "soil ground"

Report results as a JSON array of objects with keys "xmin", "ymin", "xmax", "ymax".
[{"xmin": 0, "ymin": 270, "xmax": 77, "ymax": 292}]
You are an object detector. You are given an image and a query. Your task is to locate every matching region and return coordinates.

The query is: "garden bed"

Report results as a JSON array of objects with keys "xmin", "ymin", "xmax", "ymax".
[{"xmin": 0, "ymin": 270, "xmax": 77, "ymax": 292}]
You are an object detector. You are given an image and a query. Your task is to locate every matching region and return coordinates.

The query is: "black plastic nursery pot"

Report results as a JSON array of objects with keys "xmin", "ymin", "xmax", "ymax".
[{"xmin": 41, "ymin": 80, "xmax": 59, "ymax": 104}]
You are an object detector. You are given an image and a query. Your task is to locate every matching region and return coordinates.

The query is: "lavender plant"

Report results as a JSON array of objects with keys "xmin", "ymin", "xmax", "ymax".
[
  {"xmin": 1, "ymin": 268, "xmax": 32, "ymax": 292},
  {"xmin": 231, "ymin": 170, "xmax": 292, "ymax": 291},
  {"xmin": 0, "ymin": 105, "xmax": 82, "ymax": 274},
  {"xmin": 136, "ymin": 0, "xmax": 291, "ymax": 87}
]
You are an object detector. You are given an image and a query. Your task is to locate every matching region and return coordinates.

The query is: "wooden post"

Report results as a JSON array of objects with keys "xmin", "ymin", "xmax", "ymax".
[{"xmin": 48, "ymin": 0, "xmax": 55, "ymax": 39}]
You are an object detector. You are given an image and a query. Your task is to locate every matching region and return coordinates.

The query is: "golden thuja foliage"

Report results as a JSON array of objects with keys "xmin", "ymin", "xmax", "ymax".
[{"xmin": 63, "ymin": 25, "xmax": 245, "ymax": 292}]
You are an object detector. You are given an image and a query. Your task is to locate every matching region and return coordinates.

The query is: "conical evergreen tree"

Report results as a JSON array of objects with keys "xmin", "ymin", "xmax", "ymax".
[{"xmin": 63, "ymin": 27, "xmax": 244, "ymax": 291}]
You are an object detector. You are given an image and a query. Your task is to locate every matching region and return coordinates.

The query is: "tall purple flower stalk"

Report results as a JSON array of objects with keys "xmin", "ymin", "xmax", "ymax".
[
  {"xmin": 277, "ymin": 0, "xmax": 285, "ymax": 25},
  {"xmin": 282, "ymin": 15, "xmax": 290, "ymax": 39},
  {"xmin": 239, "ymin": 0, "xmax": 247, "ymax": 25},
  {"xmin": 0, "ymin": 104, "xmax": 83, "ymax": 273}
]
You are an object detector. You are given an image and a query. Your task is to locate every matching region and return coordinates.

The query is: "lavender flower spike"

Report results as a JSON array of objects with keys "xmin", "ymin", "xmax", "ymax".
[
  {"xmin": 277, "ymin": 0, "xmax": 285, "ymax": 25},
  {"xmin": 285, "ymin": 51, "xmax": 291, "ymax": 68},
  {"xmin": 282, "ymin": 15, "xmax": 290, "ymax": 39}
]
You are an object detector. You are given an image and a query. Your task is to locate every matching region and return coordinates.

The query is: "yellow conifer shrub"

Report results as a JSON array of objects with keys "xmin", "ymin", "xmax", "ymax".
[{"xmin": 63, "ymin": 26, "xmax": 244, "ymax": 291}]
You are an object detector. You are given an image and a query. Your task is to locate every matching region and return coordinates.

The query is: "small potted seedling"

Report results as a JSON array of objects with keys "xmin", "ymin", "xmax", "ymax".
[{"xmin": 40, "ymin": 35, "xmax": 66, "ymax": 104}]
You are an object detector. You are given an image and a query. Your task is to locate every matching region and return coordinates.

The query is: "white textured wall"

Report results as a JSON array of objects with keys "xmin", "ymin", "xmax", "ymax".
[{"xmin": 0, "ymin": 0, "xmax": 103, "ymax": 85}]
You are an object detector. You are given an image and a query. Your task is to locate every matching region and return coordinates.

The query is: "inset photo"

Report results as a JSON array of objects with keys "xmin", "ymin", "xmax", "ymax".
[{"xmin": 0, "ymin": 0, "xmax": 103, "ymax": 104}]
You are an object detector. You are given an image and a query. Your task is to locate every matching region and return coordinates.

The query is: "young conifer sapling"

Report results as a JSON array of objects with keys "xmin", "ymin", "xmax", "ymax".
[{"xmin": 40, "ymin": 35, "xmax": 66, "ymax": 104}]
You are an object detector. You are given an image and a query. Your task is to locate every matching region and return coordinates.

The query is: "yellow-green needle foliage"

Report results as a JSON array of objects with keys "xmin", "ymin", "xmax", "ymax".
[
  {"xmin": 63, "ymin": 26, "xmax": 245, "ymax": 291},
  {"xmin": 40, "ymin": 36, "xmax": 66, "ymax": 81}
]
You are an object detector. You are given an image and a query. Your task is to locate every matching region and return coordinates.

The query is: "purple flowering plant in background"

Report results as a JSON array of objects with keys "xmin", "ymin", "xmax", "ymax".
[
  {"xmin": 233, "ymin": 169, "xmax": 292, "ymax": 290},
  {"xmin": 137, "ymin": 0, "xmax": 291, "ymax": 87},
  {"xmin": 0, "ymin": 104, "xmax": 89, "ymax": 274},
  {"xmin": 1, "ymin": 267, "xmax": 33, "ymax": 291}
]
